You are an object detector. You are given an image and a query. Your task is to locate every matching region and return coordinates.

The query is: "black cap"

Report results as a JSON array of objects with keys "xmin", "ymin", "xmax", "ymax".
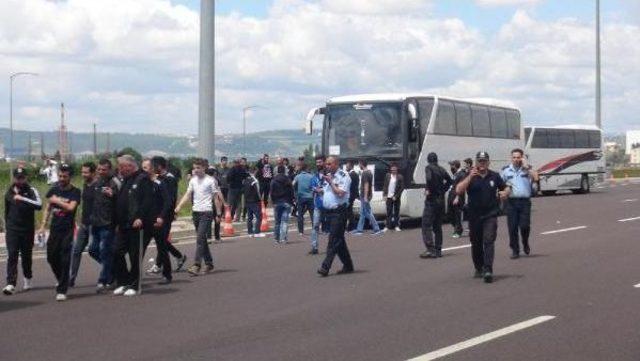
[
  {"xmin": 13, "ymin": 167, "xmax": 27, "ymax": 178},
  {"xmin": 476, "ymin": 151, "xmax": 490, "ymax": 161},
  {"xmin": 59, "ymin": 163, "xmax": 72, "ymax": 173},
  {"xmin": 449, "ymin": 160, "xmax": 460, "ymax": 168}
]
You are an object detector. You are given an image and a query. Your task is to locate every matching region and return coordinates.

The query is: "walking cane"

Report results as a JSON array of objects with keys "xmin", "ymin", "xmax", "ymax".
[{"xmin": 138, "ymin": 229, "xmax": 143, "ymax": 295}]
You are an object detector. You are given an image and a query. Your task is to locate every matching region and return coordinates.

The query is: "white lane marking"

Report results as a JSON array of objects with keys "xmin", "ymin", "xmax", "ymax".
[
  {"xmin": 540, "ymin": 226, "xmax": 587, "ymax": 235},
  {"xmin": 618, "ymin": 216, "xmax": 640, "ymax": 223},
  {"xmin": 622, "ymin": 199, "xmax": 638, "ymax": 203},
  {"xmin": 407, "ymin": 315, "xmax": 556, "ymax": 361},
  {"xmin": 443, "ymin": 244, "xmax": 471, "ymax": 251},
  {"xmin": 634, "ymin": 283, "xmax": 640, "ymax": 288}
]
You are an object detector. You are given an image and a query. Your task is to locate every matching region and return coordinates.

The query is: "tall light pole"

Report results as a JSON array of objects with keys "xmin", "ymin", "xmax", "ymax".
[
  {"xmin": 595, "ymin": 0, "xmax": 602, "ymax": 129},
  {"xmin": 242, "ymin": 105, "xmax": 265, "ymax": 157},
  {"xmin": 9, "ymin": 72, "xmax": 38, "ymax": 173},
  {"xmin": 198, "ymin": 0, "xmax": 216, "ymax": 161}
]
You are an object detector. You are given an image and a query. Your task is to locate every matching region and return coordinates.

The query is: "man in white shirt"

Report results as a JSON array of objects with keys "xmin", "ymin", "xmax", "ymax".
[
  {"xmin": 175, "ymin": 158, "xmax": 222, "ymax": 276},
  {"xmin": 39, "ymin": 159, "xmax": 59, "ymax": 185}
]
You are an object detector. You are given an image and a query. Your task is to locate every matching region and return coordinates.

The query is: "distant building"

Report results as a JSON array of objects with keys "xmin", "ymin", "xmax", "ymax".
[
  {"xmin": 631, "ymin": 144, "xmax": 640, "ymax": 165},
  {"xmin": 604, "ymin": 142, "xmax": 620, "ymax": 153},
  {"xmin": 625, "ymin": 130, "xmax": 640, "ymax": 155}
]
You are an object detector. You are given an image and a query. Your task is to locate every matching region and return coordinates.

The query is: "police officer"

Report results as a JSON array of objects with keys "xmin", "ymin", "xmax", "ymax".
[
  {"xmin": 456, "ymin": 152, "xmax": 510, "ymax": 283},
  {"xmin": 316, "ymin": 156, "xmax": 353, "ymax": 277},
  {"xmin": 420, "ymin": 152, "xmax": 452, "ymax": 259},
  {"xmin": 501, "ymin": 148, "xmax": 539, "ymax": 259}
]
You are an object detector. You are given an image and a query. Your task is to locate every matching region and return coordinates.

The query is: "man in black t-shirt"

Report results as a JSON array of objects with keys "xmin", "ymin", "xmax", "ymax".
[
  {"xmin": 69, "ymin": 162, "xmax": 96, "ymax": 288},
  {"xmin": 456, "ymin": 152, "xmax": 510, "ymax": 283},
  {"xmin": 39, "ymin": 164, "xmax": 81, "ymax": 301}
]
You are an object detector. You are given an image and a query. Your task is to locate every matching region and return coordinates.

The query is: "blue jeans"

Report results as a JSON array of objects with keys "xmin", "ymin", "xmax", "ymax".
[
  {"xmin": 296, "ymin": 198, "xmax": 314, "ymax": 234},
  {"xmin": 356, "ymin": 199, "xmax": 380, "ymax": 232},
  {"xmin": 246, "ymin": 202, "xmax": 262, "ymax": 235},
  {"xmin": 90, "ymin": 226, "xmax": 114, "ymax": 284},
  {"xmin": 310, "ymin": 207, "xmax": 323, "ymax": 250},
  {"xmin": 273, "ymin": 203, "xmax": 291, "ymax": 242}
]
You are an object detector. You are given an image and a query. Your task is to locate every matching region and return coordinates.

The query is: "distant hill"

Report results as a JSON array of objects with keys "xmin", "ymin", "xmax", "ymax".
[{"xmin": 0, "ymin": 128, "xmax": 320, "ymax": 160}]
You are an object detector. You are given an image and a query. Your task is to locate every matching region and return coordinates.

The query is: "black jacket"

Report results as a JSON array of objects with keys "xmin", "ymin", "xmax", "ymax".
[
  {"xmin": 348, "ymin": 170, "xmax": 359, "ymax": 202},
  {"xmin": 158, "ymin": 172, "xmax": 178, "ymax": 219},
  {"xmin": 242, "ymin": 175, "xmax": 262, "ymax": 204},
  {"xmin": 270, "ymin": 174, "xmax": 294, "ymax": 205},
  {"xmin": 227, "ymin": 166, "xmax": 248, "ymax": 190},
  {"xmin": 91, "ymin": 175, "xmax": 120, "ymax": 228},
  {"xmin": 425, "ymin": 164, "xmax": 452, "ymax": 201},
  {"xmin": 4, "ymin": 183, "xmax": 42, "ymax": 233},
  {"xmin": 382, "ymin": 173, "xmax": 405, "ymax": 199},
  {"xmin": 116, "ymin": 170, "xmax": 154, "ymax": 230},
  {"xmin": 150, "ymin": 178, "xmax": 172, "ymax": 222}
]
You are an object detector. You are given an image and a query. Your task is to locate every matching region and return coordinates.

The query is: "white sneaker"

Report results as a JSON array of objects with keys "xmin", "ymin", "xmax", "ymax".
[
  {"xmin": 55, "ymin": 293, "xmax": 67, "ymax": 302},
  {"xmin": 254, "ymin": 233, "xmax": 266, "ymax": 238},
  {"xmin": 146, "ymin": 264, "xmax": 161, "ymax": 274},
  {"xmin": 23, "ymin": 277, "xmax": 33, "ymax": 291},
  {"xmin": 113, "ymin": 286, "xmax": 126, "ymax": 295},
  {"xmin": 382, "ymin": 227, "xmax": 389, "ymax": 233},
  {"xmin": 96, "ymin": 283, "xmax": 106, "ymax": 293},
  {"xmin": 3, "ymin": 285, "xmax": 16, "ymax": 295},
  {"xmin": 395, "ymin": 226, "xmax": 402, "ymax": 232},
  {"xmin": 123, "ymin": 288, "xmax": 137, "ymax": 297}
]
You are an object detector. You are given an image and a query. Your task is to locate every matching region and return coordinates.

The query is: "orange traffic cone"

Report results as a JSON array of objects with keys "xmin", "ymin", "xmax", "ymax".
[
  {"xmin": 260, "ymin": 201, "xmax": 270, "ymax": 233},
  {"xmin": 223, "ymin": 205, "xmax": 235, "ymax": 237}
]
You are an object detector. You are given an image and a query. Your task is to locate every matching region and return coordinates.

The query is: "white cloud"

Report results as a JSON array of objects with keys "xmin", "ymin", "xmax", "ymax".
[
  {"xmin": 474, "ymin": 0, "xmax": 542, "ymax": 7},
  {"xmin": 0, "ymin": 0, "xmax": 637, "ymax": 140}
]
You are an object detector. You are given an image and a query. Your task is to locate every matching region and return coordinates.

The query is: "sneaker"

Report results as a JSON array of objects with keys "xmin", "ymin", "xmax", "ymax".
[
  {"xmin": 473, "ymin": 270, "xmax": 483, "ymax": 278},
  {"xmin": 372, "ymin": 230, "xmax": 384, "ymax": 236},
  {"xmin": 96, "ymin": 283, "xmax": 106, "ymax": 294},
  {"xmin": 254, "ymin": 233, "xmax": 266, "ymax": 238},
  {"xmin": 523, "ymin": 244, "xmax": 531, "ymax": 255},
  {"xmin": 146, "ymin": 264, "xmax": 161, "ymax": 274},
  {"xmin": 55, "ymin": 293, "xmax": 67, "ymax": 302},
  {"xmin": 510, "ymin": 253, "xmax": 520, "ymax": 260},
  {"xmin": 203, "ymin": 264, "xmax": 214, "ymax": 274},
  {"xmin": 158, "ymin": 278, "xmax": 172, "ymax": 285},
  {"xmin": 394, "ymin": 226, "xmax": 402, "ymax": 232},
  {"xmin": 351, "ymin": 231, "xmax": 363, "ymax": 235},
  {"xmin": 113, "ymin": 286, "xmax": 126, "ymax": 296},
  {"xmin": 23, "ymin": 277, "xmax": 33, "ymax": 291},
  {"xmin": 124, "ymin": 288, "xmax": 137, "ymax": 297},
  {"xmin": 3, "ymin": 285, "xmax": 16, "ymax": 295},
  {"xmin": 187, "ymin": 264, "xmax": 201, "ymax": 276},
  {"xmin": 308, "ymin": 248, "xmax": 319, "ymax": 255},
  {"xmin": 175, "ymin": 255, "xmax": 187, "ymax": 272},
  {"xmin": 483, "ymin": 272, "xmax": 493, "ymax": 283},
  {"xmin": 382, "ymin": 227, "xmax": 389, "ymax": 233},
  {"xmin": 317, "ymin": 268, "xmax": 329, "ymax": 277},
  {"xmin": 452, "ymin": 233, "xmax": 461, "ymax": 239},
  {"xmin": 419, "ymin": 251, "xmax": 437, "ymax": 259}
]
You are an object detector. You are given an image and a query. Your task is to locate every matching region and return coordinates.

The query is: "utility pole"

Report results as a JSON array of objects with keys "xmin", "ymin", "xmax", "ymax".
[
  {"xmin": 93, "ymin": 123, "xmax": 97, "ymax": 155},
  {"xmin": 40, "ymin": 132, "xmax": 44, "ymax": 158},
  {"xmin": 27, "ymin": 133, "xmax": 32, "ymax": 162},
  {"xmin": 198, "ymin": 0, "xmax": 216, "ymax": 161},
  {"xmin": 595, "ymin": 0, "xmax": 602, "ymax": 129},
  {"xmin": 106, "ymin": 133, "xmax": 111, "ymax": 154}
]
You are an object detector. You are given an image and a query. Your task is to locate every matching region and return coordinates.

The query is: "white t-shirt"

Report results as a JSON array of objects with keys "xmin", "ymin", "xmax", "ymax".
[
  {"xmin": 187, "ymin": 175, "xmax": 219, "ymax": 212},
  {"xmin": 387, "ymin": 174, "xmax": 397, "ymax": 198}
]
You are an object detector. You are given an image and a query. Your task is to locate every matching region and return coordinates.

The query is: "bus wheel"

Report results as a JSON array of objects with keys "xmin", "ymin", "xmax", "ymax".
[{"xmin": 579, "ymin": 175, "xmax": 590, "ymax": 194}]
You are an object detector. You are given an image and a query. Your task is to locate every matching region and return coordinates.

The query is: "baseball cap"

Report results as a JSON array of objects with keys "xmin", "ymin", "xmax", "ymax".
[
  {"xmin": 13, "ymin": 167, "xmax": 27, "ymax": 178},
  {"xmin": 59, "ymin": 163, "xmax": 72, "ymax": 173},
  {"xmin": 476, "ymin": 151, "xmax": 490, "ymax": 161}
]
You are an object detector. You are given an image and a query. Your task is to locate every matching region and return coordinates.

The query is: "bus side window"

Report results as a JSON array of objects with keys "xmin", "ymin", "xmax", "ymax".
[
  {"xmin": 575, "ymin": 130, "xmax": 589, "ymax": 148},
  {"xmin": 531, "ymin": 129, "xmax": 548, "ymax": 148},
  {"xmin": 454, "ymin": 102, "xmax": 472, "ymax": 136},
  {"xmin": 547, "ymin": 129, "xmax": 560, "ymax": 148},
  {"xmin": 471, "ymin": 105, "xmax": 491, "ymax": 137},
  {"xmin": 588, "ymin": 130, "xmax": 601, "ymax": 148},
  {"xmin": 559, "ymin": 129, "xmax": 575, "ymax": 148},
  {"xmin": 417, "ymin": 98, "xmax": 434, "ymax": 142},
  {"xmin": 489, "ymin": 108, "xmax": 507, "ymax": 138},
  {"xmin": 434, "ymin": 100, "xmax": 456, "ymax": 135},
  {"xmin": 506, "ymin": 110, "xmax": 521, "ymax": 139}
]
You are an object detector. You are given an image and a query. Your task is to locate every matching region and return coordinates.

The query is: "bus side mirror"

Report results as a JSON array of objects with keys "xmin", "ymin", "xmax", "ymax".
[{"xmin": 304, "ymin": 107, "xmax": 325, "ymax": 135}]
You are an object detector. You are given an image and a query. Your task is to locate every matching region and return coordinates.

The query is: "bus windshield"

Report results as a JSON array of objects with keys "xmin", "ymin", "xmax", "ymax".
[{"xmin": 324, "ymin": 102, "xmax": 403, "ymax": 158}]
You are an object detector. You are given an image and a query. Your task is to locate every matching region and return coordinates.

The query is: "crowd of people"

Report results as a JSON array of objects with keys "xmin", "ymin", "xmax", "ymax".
[{"xmin": 2, "ymin": 147, "xmax": 538, "ymax": 301}]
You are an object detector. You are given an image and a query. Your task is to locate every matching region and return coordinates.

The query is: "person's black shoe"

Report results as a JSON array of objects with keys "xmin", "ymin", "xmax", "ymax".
[
  {"xmin": 474, "ymin": 270, "xmax": 483, "ymax": 278},
  {"xmin": 419, "ymin": 251, "xmax": 437, "ymax": 259},
  {"xmin": 336, "ymin": 267, "xmax": 354, "ymax": 275},
  {"xmin": 175, "ymin": 255, "xmax": 187, "ymax": 272},
  {"xmin": 523, "ymin": 244, "xmax": 531, "ymax": 255},
  {"xmin": 483, "ymin": 272, "xmax": 493, "ymax": 283},
  {"xmin": 317, "ymin": 268, "xmax": 329, "ymax": 277},
  {"xmin": 158, "ymin": 278, "xmax": 172, "ymax": 285},
  {"xmin": 435, "ymin": 250, "xmax": 442, "ymax": 258},
  {"xmin": 510, "ymin": 253, "xmax": 520, "ymax": 259},
  {"xmin": 308, "ymin": 249, "xmax": 318, "ymax": 255}
]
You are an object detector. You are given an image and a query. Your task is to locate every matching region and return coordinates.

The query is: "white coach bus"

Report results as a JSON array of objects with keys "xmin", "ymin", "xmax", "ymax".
[
  {"xmin": 305, "ymin": 93, "xmax": 522, "ymax": 218},
  {"xmin": 524, "ymin": 125, "xmax": 604, "ymax": 195}
]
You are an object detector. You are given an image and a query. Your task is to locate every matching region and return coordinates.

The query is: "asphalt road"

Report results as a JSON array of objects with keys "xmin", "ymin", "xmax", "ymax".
[{"xmin": 1, "ymin": 181, "xmax": 639, "ymax": 361}]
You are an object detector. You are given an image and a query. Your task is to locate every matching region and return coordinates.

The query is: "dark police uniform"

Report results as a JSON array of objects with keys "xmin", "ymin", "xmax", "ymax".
[
  {"xmin": 501, "ymin": 164, "xmax": 534, "ymax": 257},
  {"xmin": 317, "ymin": 168, "xmax": 352, "ymax": 276},
  {"xmin": 421, "ymin": 153, "xmax": 452, "ymax": 258},
  {"xmin": 465, "ymin": 154, "xmax": 507, "ymax": 281}
]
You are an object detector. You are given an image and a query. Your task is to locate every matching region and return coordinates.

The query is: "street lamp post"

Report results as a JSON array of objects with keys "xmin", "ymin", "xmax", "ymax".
[
  {"xmin": 595, "ymin": 0, "xmax": 602, "ymax": 129},
  {"xmin": 9, "ymin": 72, "xmax": 38, "ymax": 174},
  {"xmin": 242, "ymin": 105, "xmax": 265, "ymax": 157}
]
